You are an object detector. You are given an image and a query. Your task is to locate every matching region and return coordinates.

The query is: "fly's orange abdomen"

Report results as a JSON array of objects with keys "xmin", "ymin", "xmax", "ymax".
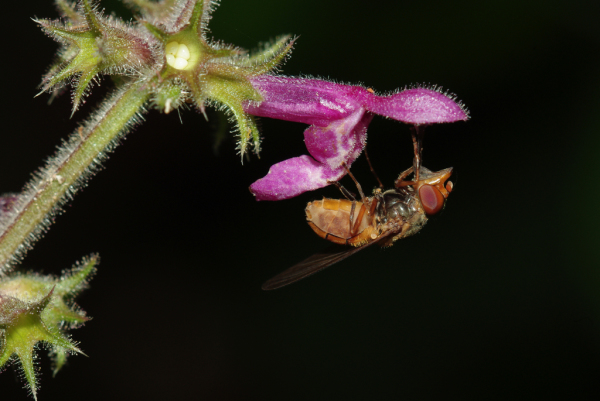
[{"xmin": 305, "ymin": 198, "xmax": 377, "ymax": 246}]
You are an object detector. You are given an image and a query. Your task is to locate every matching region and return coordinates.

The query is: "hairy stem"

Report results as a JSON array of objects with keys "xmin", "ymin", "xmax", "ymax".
[{"xmin": 0, "ymin": 81, "xmax": 151, "ymax": 272}]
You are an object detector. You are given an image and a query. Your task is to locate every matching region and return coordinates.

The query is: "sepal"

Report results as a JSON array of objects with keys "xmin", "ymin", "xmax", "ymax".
[
  {"xmin": 0, "ymin": 255, "xmax": 98, "ymax": 400},
  {"xmin": 54, "ymin": 0, "xmax": 84, "ymax": 24},
  {"xmin": 241, "ymin": 35, "xmax": 296, "ymax": 75},
  {"xmin": 36, "ymin": 0, "xmax": 155, "ymax": 114},
  {"xmin": 125, "ymin": 0, "xmax": 178, "ymax": 21}
]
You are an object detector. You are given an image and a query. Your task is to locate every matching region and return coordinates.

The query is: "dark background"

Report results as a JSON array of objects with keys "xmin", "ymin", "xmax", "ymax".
[{"xmin": 2, "ymin": 0, "xmax": 600, "ymax": 399}]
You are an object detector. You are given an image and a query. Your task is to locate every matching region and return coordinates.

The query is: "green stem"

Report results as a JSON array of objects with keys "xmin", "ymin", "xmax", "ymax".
[{"xmin": 0, "ymin": 81, "xmax": 151, "ymax": 272}]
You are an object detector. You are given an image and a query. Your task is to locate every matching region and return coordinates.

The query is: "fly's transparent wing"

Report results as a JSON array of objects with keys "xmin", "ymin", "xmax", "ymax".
[{"xmin": 262, "ymin": 232, "xmax": 393, "ymax": 290}]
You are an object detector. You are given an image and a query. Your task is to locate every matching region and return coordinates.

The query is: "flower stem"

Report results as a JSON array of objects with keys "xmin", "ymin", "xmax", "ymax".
[{"xmin": 0, "ymin": 81, "xmax": 151, "ymax": 272}]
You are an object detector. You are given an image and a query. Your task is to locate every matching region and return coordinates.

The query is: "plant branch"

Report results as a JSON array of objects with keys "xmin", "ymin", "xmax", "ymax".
[{"xmin": 0, "ymin": 80, "xmax": 151, "ymax": 273}]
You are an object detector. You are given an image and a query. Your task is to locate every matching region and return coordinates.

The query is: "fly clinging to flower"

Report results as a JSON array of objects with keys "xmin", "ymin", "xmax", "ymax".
[{"xmin": 262, "ymin": 164, "xmax": 454, "ymax": 290}]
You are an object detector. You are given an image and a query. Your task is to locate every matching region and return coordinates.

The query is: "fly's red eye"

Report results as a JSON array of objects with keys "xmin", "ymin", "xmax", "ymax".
[{"xmin": 419, "ymin": 184, "xmax": 444, "ymax": 215}]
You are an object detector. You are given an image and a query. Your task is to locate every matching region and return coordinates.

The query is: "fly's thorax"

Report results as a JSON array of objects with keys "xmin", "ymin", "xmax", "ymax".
[
  {"xmin": 374, "ymin": 188, "xmax": 427, "ymax": 247},
  {"xmin": 376, "ymin": 189, "xmax": 420, "ymax": 225}
]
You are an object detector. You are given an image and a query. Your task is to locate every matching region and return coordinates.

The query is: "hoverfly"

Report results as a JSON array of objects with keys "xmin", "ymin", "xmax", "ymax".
[{"xmin": 262, "ymin": 165, "xmax": 454, "ymax": 290}]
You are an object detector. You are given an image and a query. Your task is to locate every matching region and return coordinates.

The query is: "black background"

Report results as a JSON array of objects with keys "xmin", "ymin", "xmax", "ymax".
[{"xmin": 2, "ymin": 0, "xmax": 600, "ymax": 399}]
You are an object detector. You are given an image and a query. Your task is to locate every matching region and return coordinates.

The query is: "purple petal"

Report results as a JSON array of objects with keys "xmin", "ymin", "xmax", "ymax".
[
  {"xmin": 250, "ymin": 109, "xmax": 373, "ymax": 201},
  {"xmin": 366, "ymin": 88, "xmax": 469, "ymax": 124},
  {"xmin": 246, "ymin": 76, "xmax": 468, "ymax": 126},
  {"xmin": 245, "ymin": 76, "xmax": 468, "ymax": 201},
  {"xmin": 304, "ymin": 108, "xmax": 372, "ymax": 170},
  {"xmin": 249, "ymin": 155, "xmax": 346, "ymax": 201},
  {"xmin": 246, "ymin": 75, "xmax": 370, "ymax": 126}
]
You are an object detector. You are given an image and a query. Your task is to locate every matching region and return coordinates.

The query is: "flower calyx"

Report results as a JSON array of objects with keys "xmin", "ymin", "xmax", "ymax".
[
  {"xmin": 142, "ymin": 0, "xmax": 295, "ymax": 158},
  {"xmin": 0, "ymin": 255, "xmax": 98, "ymax": 400},
  {"xmin": 36, "ymin": 0, "xmax": 156, "ymax": 115}
]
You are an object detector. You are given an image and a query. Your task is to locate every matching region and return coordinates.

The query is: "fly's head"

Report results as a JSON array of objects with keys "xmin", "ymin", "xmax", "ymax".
[
  {"xmin": 415, "ymin": 167, "xmax": 453, "ymax": 215},
  {"xmin": 396, "ymin": 166, "xmax": 453, "ymax": 216}
]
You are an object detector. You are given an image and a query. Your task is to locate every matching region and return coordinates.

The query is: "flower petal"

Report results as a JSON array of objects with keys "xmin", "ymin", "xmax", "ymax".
[
  {"xmin": 249, "ymin": 155, "xmax": 346, "ymax": 201},
  {"xmin": 366, "ymin": 87, "xmax": 469, "ymax": 124},
  {"xmin": 245, "ymin": 77, "xmax": 468, "ymax": 201},
  {"xmin": 304, "ymin": 108, "xmax": 372, "ymax": 170},
  {"xmin": 246, "ymin": 75, "xmax": 369, "ymax": 126}
]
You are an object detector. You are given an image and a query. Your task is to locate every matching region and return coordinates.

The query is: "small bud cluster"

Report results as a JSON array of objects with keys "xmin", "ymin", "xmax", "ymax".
[{"xmin": 165, "ymin": 41, "xmax": 191, "ymax": 69}]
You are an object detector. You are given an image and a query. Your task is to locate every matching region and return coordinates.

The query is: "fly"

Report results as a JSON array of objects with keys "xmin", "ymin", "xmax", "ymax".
[{"xmin": 262, "ymin": 164, "xmax": 454, "ymax": 290}]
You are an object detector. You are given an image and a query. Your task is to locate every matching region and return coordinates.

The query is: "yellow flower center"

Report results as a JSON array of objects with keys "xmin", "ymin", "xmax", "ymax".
[{"xmin": 165, "ymin": 41, "xmax": 191, "ymax": 70}]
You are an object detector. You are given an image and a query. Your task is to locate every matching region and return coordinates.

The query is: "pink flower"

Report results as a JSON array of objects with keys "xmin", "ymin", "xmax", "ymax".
[{"xmin": 244, "ymin": 75, "xmax": 468, "ymax": 201}]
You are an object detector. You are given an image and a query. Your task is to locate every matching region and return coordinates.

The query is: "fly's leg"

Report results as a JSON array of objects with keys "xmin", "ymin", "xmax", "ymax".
[
  {"xmin": 394, "ymin": 166, "xmax": 415, "ymax": 188},
  {"xmin": 341, "ymin": 162, "xmax": 384, "ymax": 221},
  {"xmin": 329, "ymin": 181, "xmax": 356, "ymax": 201},
  {"xmin": 349, "ymin": 201, "xmax": 358, "ymax": 235},
  {"xmin": 368, "ymin": 196, "xmax": 378, "ymax": 216},
  {"xmin": 365, "ymin": 148, "xmax": 384, "ymax": 189},
  {"xmin": 329, "ymin": 180, "xmax": 358, "ymax": 232},
  {"xmin": 330, "ymin": 163, "xmax": 373, "ymax": 235},
  {"xmin": 341, "ymin": 162, "xmax": 367, "ymax": 204},
  {"xmin": 351, "ymin": 202, "xmax": 368, "ymax": 235},
  {"xmin": 410, "ymin": 125, "xmax": 425, "ymax": 182}
]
